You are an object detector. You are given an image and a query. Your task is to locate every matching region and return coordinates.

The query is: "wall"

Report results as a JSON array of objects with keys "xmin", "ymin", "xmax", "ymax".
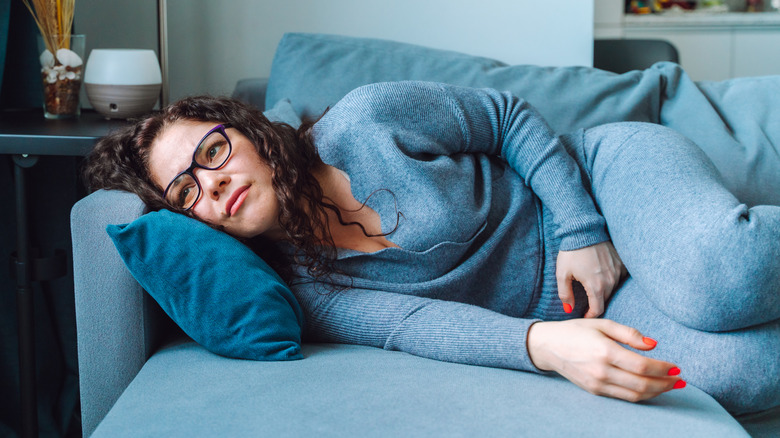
[
  {"xmin": 73, "ymin": 0, "xmax": 158, "ymax": 108},
  {"xmin": 74, "ymin": 0, "xmax": 594, "ymax": 101},
  {"xmin": 74, "ymin": 0, "xmax": 158, "ymax": 54},
  {"xmin": 164, "ymin": 0, "xmax": 594, "ymax": 101},
  {"xmin": 594, "ymin": 0, "xmax": 625, "ymax": 38}
]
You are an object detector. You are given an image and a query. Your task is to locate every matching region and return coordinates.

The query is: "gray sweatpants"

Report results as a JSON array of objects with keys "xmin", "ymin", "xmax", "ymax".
[{"xmin": 562, "ymin": 122, "xmax": 780, "ymax": 415}]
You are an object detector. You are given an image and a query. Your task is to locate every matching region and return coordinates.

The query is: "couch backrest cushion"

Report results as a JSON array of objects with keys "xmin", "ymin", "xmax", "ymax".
[
  {"xmin": 107, "ymin": 209, "xmax": 304, "ymax": 361},
  {"xmin": 266, "ymin": 33, "xmax": 665, "ymax": 135}
]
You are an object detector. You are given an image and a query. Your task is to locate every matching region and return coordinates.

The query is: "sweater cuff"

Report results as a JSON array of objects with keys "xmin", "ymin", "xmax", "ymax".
[
  {"xmin": 525, "ymin": 321, "xmax": 558, "ymax": 376},
  {"xmin": 557, "ymin": 225, "xmax": 610, "ymax": 252}
]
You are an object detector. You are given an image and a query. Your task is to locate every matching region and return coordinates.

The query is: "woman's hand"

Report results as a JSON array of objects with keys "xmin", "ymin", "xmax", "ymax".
[
  {"xmin": 556, "ymin": 241, "xmax": 627, "ymax": 318},
  {"xmin": 527, "ymin": 319, "xmax": 685, "ymax": 403}
]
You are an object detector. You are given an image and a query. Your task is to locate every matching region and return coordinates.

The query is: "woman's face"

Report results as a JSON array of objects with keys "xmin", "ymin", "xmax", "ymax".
[{"xmin": 148, "ymin": 120, "xmax": 283, "ymax": 239}]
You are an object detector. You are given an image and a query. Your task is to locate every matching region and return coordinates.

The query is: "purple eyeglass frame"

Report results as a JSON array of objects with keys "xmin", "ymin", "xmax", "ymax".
[{"xmin": 162, "ymin": 123, "xmax": 233, "ymax": 210}]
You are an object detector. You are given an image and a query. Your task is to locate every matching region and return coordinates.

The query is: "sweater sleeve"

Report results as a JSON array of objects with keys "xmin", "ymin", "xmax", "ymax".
[
  {"xmin": 340, "ymin": 81, "xmax": 608, "ymax": 251},
  {"xmin": 293, "ymin": 280, "xmax": 547, "ymax": 374}
]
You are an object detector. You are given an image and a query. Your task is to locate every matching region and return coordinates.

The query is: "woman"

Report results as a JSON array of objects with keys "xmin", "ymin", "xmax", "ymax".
[{"xmin": 84, "ymin": 81, "xmax": 780, "ymax": 415}]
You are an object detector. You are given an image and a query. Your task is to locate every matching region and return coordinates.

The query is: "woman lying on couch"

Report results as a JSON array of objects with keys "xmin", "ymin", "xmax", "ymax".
[{"xmin": 83, "ymin": 81, "xmax": 779, "ymax": 415}]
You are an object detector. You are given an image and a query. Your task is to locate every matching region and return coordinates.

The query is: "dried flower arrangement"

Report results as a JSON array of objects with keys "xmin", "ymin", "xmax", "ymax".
[{"xmin": 23, "ymin": 0, "xmax": 83, "ymax": 117}]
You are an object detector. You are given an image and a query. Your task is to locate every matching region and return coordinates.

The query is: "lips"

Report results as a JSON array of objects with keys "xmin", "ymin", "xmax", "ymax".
[{"xmin": 226, "ymin": 185, "xmax": 250, "ymax": 217}]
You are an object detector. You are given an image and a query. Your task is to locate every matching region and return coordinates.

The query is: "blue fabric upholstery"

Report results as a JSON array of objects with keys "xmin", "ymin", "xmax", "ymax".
[
  {"xmin": 72, "ymin": 190, "xmax": 767, "ymax": 438},
  {"xmin": 92, "ymin": 343, "xmax": 749, "ymax": 438},
  {"xmin": 107, "ymin": 210, "xmax": 304, "ymax": 362},
  {"xmin": 261, "ymin": 97, "xmax": 301, "ymax": 128},
  {"xmin": 266, "ymin": 33, "xmax": 780, "ymax": 208},
  {"xmin": 72, "ymin": 190, "xmax": 150, "ymax": 436},
  {"xmin": 72, "ymin": 33, "xmax": 780, "ymax": 437}
]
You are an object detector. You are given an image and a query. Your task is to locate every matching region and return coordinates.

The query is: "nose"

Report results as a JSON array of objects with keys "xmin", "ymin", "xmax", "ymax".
[{"xmin": 196, "ymin": 168, "xmax": 230, "ymax": 200}]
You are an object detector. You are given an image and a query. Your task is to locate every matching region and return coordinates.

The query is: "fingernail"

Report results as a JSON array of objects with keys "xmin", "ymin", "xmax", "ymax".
[
  {"xmin": 668, "ymin": 367, "xmax": 681, "ymax": 376},
  {"xmin": 563, "ymin": 303, "xmax": 573, "ymax": 313},
  {"xmin": 673, "ymin": 380, "xmax": 687, "ymax": 389},
  {"xmin": 642, "ymin": 337, "xmax": 658, "ymax": 347}
]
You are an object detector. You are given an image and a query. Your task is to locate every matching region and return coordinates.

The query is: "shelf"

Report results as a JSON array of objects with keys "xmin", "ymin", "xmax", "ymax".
[
  {"xmin": 0, "ymin": 110, "xmax": 130, "ymax": 156},
  {"xmin": 624, "ymin": 11, "xmax": 780, "ymax": 28}
]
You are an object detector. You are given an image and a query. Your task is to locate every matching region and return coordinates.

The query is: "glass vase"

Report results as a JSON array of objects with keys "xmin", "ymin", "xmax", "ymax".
[{"xmin": 36, "ymin": 34, "xmax": 86, "ymax": 119}]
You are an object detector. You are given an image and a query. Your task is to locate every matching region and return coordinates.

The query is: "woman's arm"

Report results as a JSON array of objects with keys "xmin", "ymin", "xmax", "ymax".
[
  {"xmin": 295, "ymin": 282, "xmax": 544, "ymax": 373},
  {"xmin": 331, "ymin": 81, "xmax": 609, "ymax": 252},
  {"xmin": 327, "ymin": 81, "xmax": 622, "ymax": 315},
  {"xmin": 295, "ymin": 282, "xmax": 684, "ymax": 402}
]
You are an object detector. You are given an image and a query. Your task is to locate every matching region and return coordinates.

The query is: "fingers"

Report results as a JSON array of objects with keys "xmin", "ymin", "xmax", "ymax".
[
  {"xmin": 556, "ymin": 270, "xmax": 575, "ymax": 314},
  {"xmin": 598, "ymin": 320, "xmax": 682, "ymax": 377},
  {"xmin": 592, "ymin": 357, "xmax": 686, "ymax": 403},
  {"xmin": 586, "ymin": 350, "xmax": 686, "ymax": 402},
  {"xmin": 557, "ymin": 242, "xmax": 624, "ymax": 318},
  {"xmin": 581, "ymin": 278, "xmax": 606, "ymax": 318},
  {"xmin": 609, "ymin": 346, "xmax": 681, "ymax": 378},
  {"xmin": 583, "ymin": 247, "xmax": 622, "ymax": 318},
  {"xmin": 598, "ymin": 319, "xmax": 659, "ymax": 351},
  {"xmin": 586, "ymin": 325, "xmax": 686, "ymax": 403},
  {"xmin": 608, "ymin": 367, "xmax": 677, "ymax": 394},
  {"xmin": 541, "ymin": 319, "xmax": 686, "ymax": 405},
  {"xmin": 592, "ymin": 381, "xmax": 667, "ymax": 403}
]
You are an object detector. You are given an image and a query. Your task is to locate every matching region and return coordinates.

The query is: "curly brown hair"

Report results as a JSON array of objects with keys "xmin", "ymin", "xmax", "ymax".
[{"xmin": 82, "ymin": 95, "xmax": 339, "ymax": 284}]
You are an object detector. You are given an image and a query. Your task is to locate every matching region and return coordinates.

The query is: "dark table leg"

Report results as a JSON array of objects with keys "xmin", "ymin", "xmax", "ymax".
[{"xmin": 14, "ymin": 154, "xmax": 39, "ymax": 438}]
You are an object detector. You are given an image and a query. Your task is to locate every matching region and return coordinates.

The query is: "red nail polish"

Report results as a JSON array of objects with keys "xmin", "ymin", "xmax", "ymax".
[
  {"xmin": 673, "ymin": 380, "xmax": 687, "ymax": 389},
  {"xmin": 642, "ymin": 337, "xmax": 658, "ymax": 348},
  {"xmin": 563, "ymin": 303, "xmax": 573, "ymax": 313},
  {"xmin": 668, "ymin": 367, "xmax": 681, "ymax": 376}
]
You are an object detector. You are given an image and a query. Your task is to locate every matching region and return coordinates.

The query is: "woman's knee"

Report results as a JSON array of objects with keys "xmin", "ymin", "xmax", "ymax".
[
  {"xmin": 666, "ymin": 205, "xmax": 780, "ymax": 331},
  {"xmin": 582, "ymin": 123, "xmax": 698, "ymax": 172}
]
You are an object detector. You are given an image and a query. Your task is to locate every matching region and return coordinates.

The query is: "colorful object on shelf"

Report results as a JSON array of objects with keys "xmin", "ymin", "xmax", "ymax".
[
  {"xmin": 660, "ymin": 0, "xmax": 698, "ymax": 9},
  {"xmin": 627, "ymin": 0, "xmax": 697, "ymax": 13},
  {"xmin": 628, "ymin": 0, "xmax": 654, "ymax": 14}
]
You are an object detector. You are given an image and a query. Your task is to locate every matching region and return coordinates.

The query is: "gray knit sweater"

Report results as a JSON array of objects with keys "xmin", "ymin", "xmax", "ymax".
[{"xmin": 288, "ymin": 81, "xmax": 609, "ymax": 372}]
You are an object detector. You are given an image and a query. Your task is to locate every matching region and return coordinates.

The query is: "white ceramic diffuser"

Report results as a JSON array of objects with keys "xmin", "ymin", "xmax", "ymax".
[{"xmin": 84, "ymin": 49, "xmax": 162, "ymax": 119}]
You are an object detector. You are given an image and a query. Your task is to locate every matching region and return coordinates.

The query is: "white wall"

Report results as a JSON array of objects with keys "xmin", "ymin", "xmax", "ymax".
[
  {"xmin": 78, "ymin": 0, "xmax": 595, "ymax": 101},
  {"xmin": 594, "ymin": 0, "xmax": 625, "ymax": 38},
  {"xmin": 166, "ymin": 0, "xmax": 594, "ymax": 101}
]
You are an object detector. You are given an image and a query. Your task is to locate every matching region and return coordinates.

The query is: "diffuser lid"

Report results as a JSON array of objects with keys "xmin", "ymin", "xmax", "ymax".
[{"xmin": 84, "ymin": 49, "xmax": 162, "ymax": 85}]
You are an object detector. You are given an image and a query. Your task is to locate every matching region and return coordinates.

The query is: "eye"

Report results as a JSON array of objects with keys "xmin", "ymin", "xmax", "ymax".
[
  {"xmin": 177, "ymin": 184, "xmax": 198, "ymax": 208},
  {"xmin": 177, "ymin": 187, "xmax": 190, "ymax": 207},
  {"xmin": 207, "ymin": 144, "xmax": 222, "ymax": 162},
  {"xmin": 197, "ymin": 138, "xmax": 228, "ymax": 166}
]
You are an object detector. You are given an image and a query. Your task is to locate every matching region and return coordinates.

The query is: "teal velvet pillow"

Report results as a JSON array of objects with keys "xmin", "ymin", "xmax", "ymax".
[{"xmin": 106, "ymin": 209, "xmax": 304, "ymax": 361}]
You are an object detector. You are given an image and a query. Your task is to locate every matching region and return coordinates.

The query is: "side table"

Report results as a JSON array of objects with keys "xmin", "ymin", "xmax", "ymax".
[{"xmin": 0, "ymin": 109, "xmax": 127, "ymax": 438}]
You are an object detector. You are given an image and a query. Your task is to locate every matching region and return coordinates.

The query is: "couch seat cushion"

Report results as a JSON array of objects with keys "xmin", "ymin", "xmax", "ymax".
[{"xmin": 93, "ymin": 342, "xmax": 749, "ymax": 437}]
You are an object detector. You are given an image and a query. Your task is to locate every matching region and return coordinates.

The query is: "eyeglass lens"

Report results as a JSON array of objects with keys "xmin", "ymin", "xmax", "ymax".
[{"xmin": 165, "ymin": 128, "xmax": 231, "ymax": 209}]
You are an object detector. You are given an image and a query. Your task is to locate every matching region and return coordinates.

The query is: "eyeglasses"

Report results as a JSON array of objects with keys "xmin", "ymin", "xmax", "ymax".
[{"xmin": 162, "ymin": 123, "xmax": 233, "ymax": 210}]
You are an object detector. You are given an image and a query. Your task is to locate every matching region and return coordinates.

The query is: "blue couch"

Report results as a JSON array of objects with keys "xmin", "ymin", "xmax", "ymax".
[{"xmin": 72, "ymin": 33, "xmax": 780, "ymax": 437}]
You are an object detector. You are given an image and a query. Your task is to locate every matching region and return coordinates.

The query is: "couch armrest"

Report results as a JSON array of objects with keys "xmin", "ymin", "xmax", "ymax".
[
  {"xmin": 232, "ymin": 77, "xmax": 268, "ymax": 111},
  {"xmin": 71, "ymin": 189, "xmax": 149, "ymax": 436}
]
